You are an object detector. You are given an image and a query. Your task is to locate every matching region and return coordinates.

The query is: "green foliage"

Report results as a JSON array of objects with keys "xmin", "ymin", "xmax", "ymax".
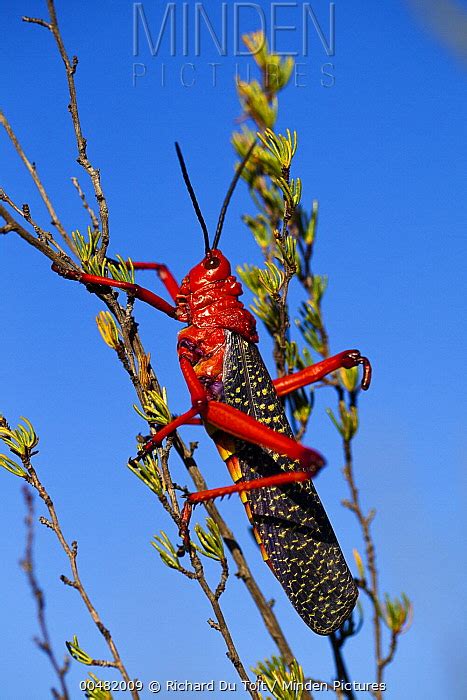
[
  {"xmin": 72, "ymin": 228, "xmax": 106, "ymax": 276},
  {"xmin": 258, "ymin": 128, "xmax": 296, "ymax": 167},
  {"xmin": 353, "ymin": 549, "xmax": 366, "ymax": 580},
  {"xmin": 237, "ymin": 80, "xmax": 277, "ymax": 130},
  {"xmin": 304, "ymin": 199, "xmax": 318, "ymax": 247},
  {"xmin": 72, "ymin": 229, "xmax": 134, "ymax": 283},
  {"xmin": 243, "ymin": 31, "xmax": 294, "ymax": 95},
  {"xmin": 326, "ymin": 401, "xmax": 359, "ymax": 441},
  {"xmin": 284, "ymin": 341, "xmax": 312, "ymax": 374},
  {"xmin": 65, "ymin": 635, "xmax": 93, "ymax": 665},
  {"xmin": 107, "ymin": 255, "xmax": 135, "ymax": 284},
  {"xmin": 340, "ymin": 365, "xmax": 360, "ymax": 393},
  {"xmin": 0, "ymin": 416, "xmax": 38, "ymax": 461},
  {"xmin": 238, "ymin": 264, "xmax": 282, "ymax": 337},
  {"xmin": 296, "ymin": 284, "xmax": 328, "ymax": 356},
  {"xmin": 96, "ymin": 311, "xmax": 121, "ymax": 350},
  {"xmin": 83, "ymin": 674, "xmax": 114, "ymax": 700},
  {"xmin": 133, "ymin": 388, "xmax": 171, "ymax": 426},
  {"xmin": 194, "ymin": 518, "xmax": 225, "ymax": 562},
  {"xmin": 151, "ymin": 531, "xmax": 181, "ymax": 570},
  {"xmin": 0, "ymin": 453, "xmax": 28, "ymax": 478},
  {"xmin": 258, "ymin": 261, "xmax": 286, "ymax": 297},
  {"xmin": 381, "ymin": 593, "xmax": 413, "ymax": 634},
  {"xmin": 127, "ymin": 453, "xmax": 164, "ymax": 496},
  {"xmin": 253, "ymin": 656, "xmax": 305, "ymax": 700}
]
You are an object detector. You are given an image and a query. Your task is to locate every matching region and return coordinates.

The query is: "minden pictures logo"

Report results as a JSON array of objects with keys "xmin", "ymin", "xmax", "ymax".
[{"xmin": 132, "ymin": 2, "xmax": 336, "ymax": 88}]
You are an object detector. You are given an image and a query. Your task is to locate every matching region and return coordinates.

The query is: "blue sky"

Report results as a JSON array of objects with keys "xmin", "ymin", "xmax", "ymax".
[{"xmin": 1, "ymin": 1, "xmax": 466, "ymax": 699}]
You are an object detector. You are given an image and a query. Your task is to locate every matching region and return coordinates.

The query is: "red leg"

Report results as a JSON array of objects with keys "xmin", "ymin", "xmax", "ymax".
[
  {"xmin": 203, "ymin": 401, "xmax": 324, "ymax": 470},
  {"xmin": 188, "ymin": 470, "xmax": 313, "ymax": 503},
  {"xmin": 52, "ymin": 264, "xmax": 178, "ymax": 318},
  {"xmin": 273, "ymin": 349, "xmax": 372, "ymax": 395},
  {"xmin": 179, "ymin": 470, "xmax": 313, "ymax": 549},
  {"xmin": 136, "ymin": 356, "xmax": 326, "ymax": 470},
  {"xmin": 133, "ymin": 405, "xmax": 202, "ymax": 460},
  {"xmin": 179, "ymin": 356, "xmax": 325, "ymax": 471},
  {"xmin": 128, "ymin": 262, "xmax": 179, "ymax": 302},
  {"xmin": 138, "ymin": 356, "xmax": 328, "ymax": 550}
]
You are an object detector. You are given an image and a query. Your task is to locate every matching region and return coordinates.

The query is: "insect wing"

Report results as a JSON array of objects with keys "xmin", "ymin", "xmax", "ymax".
[{"xmin": 222, "ymin": 331, "xmax": 358, "ymax": 635}]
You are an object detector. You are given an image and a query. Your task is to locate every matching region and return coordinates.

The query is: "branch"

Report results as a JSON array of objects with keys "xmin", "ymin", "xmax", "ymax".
[
  {"xmin": 20, "ymin": 486, "xmax": 71, "ymax": 700},
  {"xmin": 71, "ymin": 177, "xmax": 100, "ymax": 232},
  {"xmin": 23, "ymin": 1, "xmax": 110, "ymax": 259},
  {"xmin": 0, "ymin": 189, "xmax": 72, "ymax": 260},
  {"xmin": 1, "ymin": 16, "xmax": 362, "ymax": 699},
  {"xmin": 379, "ymin": 631, "xmax": 398, "ymax": 673},
  {"xmin": 0, "ymin": 108, "xmax": 76, "ymax": 253},
  {"xmin": 189, "ymin": 548, "xmax": 261, "ymax": 700},
  {"xmin": 173, "ymin": 435, "xmax": 297, "ymax": 665},
  {"xmin": 5, "ymin": 430, "xmax": 139, "ymax": 700},
  {"xmin": 0, "ymin": 203, "xmax": 75, "ymax": 267},
  {"xmin": 342, "ymin": 437, "xmax": 383, "ymax": 696}
]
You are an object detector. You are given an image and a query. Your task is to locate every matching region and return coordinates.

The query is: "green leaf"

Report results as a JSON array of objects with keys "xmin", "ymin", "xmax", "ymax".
[
  {"xmin": 133, "ymin": 388, "xmax": 171, "ymax": 426},
  {"xmin": 83, "ymin": 673, "xmax": 114, "ymax": 700},
  {"xmin": 0, "ymin": 454, "xmax": 28, "ymax": 478},
  {"xmin": 151, "ymin": 531, "xmax": 181, "ymax": 570},
  {"xmin": 252, "ymin": 656, "xmax": 305, "ymax": 700},
  {"xmin": 127, "ymin": 453, "xmax": 164, "ymax": 496},
  {"xmin": 107, "ymin": 255, "xmax": 135, "ymax": 284},
  {"xmin": 381, "ymin": 593, "xmax": 413, "ymax": 633},
  {"xmin": 0, "ymin": 416, "xmax": 38, "ymax": 459},
  {"xmin": 66, "ymin": 635, "xmax": 93, "ymax": 666},
  {"xmin": 194, "ymin": 518, "xmax": 224, "ymax": 561}
]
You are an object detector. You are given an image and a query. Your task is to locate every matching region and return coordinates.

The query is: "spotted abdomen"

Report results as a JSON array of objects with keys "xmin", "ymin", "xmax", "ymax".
[{"xmin": 217, "ymin": 331, "xmax": 358, "ymax": 635}]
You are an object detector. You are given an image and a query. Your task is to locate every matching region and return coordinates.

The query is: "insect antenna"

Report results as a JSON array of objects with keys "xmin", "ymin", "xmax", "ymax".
[
  {"xmin": 212, "ymin": 139, "xmax": 256, "ymax": 250},
  {"xmin": 175, "ymin": 142, "xmax": 210, "ymax": 255}
]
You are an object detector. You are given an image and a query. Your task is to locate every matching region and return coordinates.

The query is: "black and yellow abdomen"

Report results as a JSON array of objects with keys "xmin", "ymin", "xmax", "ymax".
[{"xmin": 215, "ymin": 331, "xmax": 358, "ymax": 636}]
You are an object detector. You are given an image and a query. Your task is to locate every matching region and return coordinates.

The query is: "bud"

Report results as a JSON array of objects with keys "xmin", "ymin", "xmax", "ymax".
[
  {"xmin": 96, "ymin": 311, "xmax": 120, "ymax": 350},
  {"xmin": 381, "ymin": 593, "xmax": 413, "ymax": 634},
  {"xmin": 353, "ymin": 548, "xmax": 365, "ymax": 580}
]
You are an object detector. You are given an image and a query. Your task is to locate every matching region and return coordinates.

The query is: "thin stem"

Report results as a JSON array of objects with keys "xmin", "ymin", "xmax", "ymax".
[
  {"xmin": 379, "ymin": 631, "xmax": 398, "ymax": 673},
  {"xmin": 329, "ymin": 633, "xmax": 355, "ymax": 700},
  {"xmin": 189, "ymin": 550, "xmax": 261, "ymax": 700},
  {"xmin": 0, "ymin": 203, "xmax": 76, "ymax": 267},
  {"xmin": 87, "ymin": 288, "xmax": 302, "ymax": 671},
  {"xmin": 71, "ymin": 177, "xmax": 100, "ymax": 233},
  {"xmin": 342, "ymin": 436, "xmax": 382, "ymax": 697},
  {"xmin": 16, "ymin": 448, "xmax": 139, "ymax": 699},
  {"xmin": 0, "ymin": 189, "xmax": 71, "ymax": 260},
  {"xmin": 173, "ymin": 435, "xmax": 298, "ymax": 666},
  {"xmin": 23, "ymin": 1, "xmax": 110, "ymax": 260},
  {"xmin": 0, "ymin": 108, "xmax": 76, "ymax": 253},
  {"xmin": 20, "ymin": 487, "xmax": 71, "ymax": 700}
]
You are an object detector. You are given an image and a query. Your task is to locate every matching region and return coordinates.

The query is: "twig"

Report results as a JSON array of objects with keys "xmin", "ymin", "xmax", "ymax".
[
  {"xmin": 342, "ymin": 437, "xmax": 383, "ymax": 697},
  {"xmin": 0, "ymin": 108, "xmax": 76, "ymax": 253},
  {"xmin": 20, "ymin": 486, "xmax": 71, "ymax": 700},
  {"xmin": 173, "ymin": 434, "xmax": 297, "ymax": 665},
  {"xmin": 84, "ymin": 295, "xmax": 299, "ymax": 687},
  {"xmin": 23, "ymin": 1, "xmax": 110, "ymax": 259},
  {"xmin": 88, "ymin": 288, "xmax": 301, "ymax": 669},
  {"xmin": 379, "ymin": 631, "xmax": 398, "ymax": 674},
  {"xmin": 0, "ymin": 189, "xmax": 71, "ymax": 259},
  {"xmin": 329, "ymin": 632, "xmax": 355, "ymax": 700},
  {"xmin": 71, "ymin": 177, "xmax": 100, "ymax": 232},
  {"xmin": 188, "ymin": 549, "xmax": 261, "ymax": 700},
  {"xmin": 14, "ymin": 447, "xmax": 140, "ymax": 700},
  {"xmin": 0, "ymin": 203, "xmax": 75, "ymax": 267}
]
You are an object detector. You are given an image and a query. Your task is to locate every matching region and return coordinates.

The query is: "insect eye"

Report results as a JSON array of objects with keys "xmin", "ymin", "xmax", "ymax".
[{"xmin": 205, "ymin": 256, "xmax": 220, "ymax": 270}]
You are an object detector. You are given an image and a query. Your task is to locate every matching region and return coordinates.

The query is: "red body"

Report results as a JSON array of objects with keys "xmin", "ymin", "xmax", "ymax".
[{"xmin": 175, "ymin": 249, "xmax": 258, "ymax": 400}]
